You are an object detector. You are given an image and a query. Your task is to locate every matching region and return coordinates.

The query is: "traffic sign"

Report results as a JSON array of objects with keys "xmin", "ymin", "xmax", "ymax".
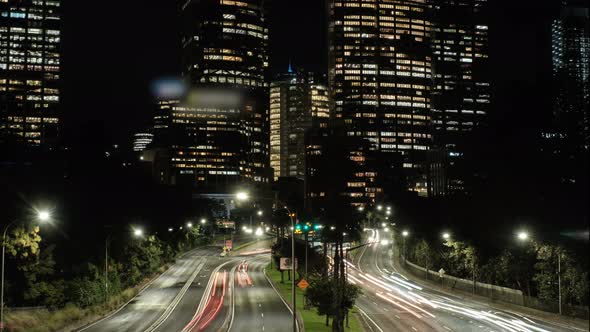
[
  {"xmin": 438, "ymin": 268, "xmax": 446, "ymax": 278},
  {"xmin": 280, "ymin": 257, "xmax": 297, "ymax": 270},
  {"xmin": 297, "ymin": 279, "xmax": 309, "ymax": 290},
  {"xmin": 226, "ymin": 239, "xmax": 233, "ymax": 250}
]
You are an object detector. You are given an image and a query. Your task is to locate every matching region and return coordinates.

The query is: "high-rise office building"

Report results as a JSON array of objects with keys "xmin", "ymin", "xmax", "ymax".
[
  {"xmin": 270, "ymin": 69, "xmax": 329, "ymax": 181},
  {"xmin": 0, "ymin": 0, "xmax": 61, "ymax": 147},
  {"xmin": 551, "ymin": 0, "xmax": 589, "ymax": 153},
  {"xmin": 327, "ymin": 0, "xmax": 433, "ymax": 196},
  {"xmin": 431, "ymin": 0, "xmax": 490, "ymax": 195},
  {"xmin": 169, "ymin": 0, "xmax": 269, "ymax": 191}
]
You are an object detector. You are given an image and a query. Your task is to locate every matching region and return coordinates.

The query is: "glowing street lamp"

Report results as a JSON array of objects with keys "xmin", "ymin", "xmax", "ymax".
[
  {"xmin": 255, "ymin": 227, "xmax": 263, "ymax": 237},
  {"xmin": 187, "ymin": 222, "xmax": 193, "ymax": 228},
  {"xmin": 168, "ymin": 228, "xmax": 173, "ymax": 232},
  {"xmin": 38, "ymin": 211, "xmax": 51, "ymax": 222},
  {"xmin": 381, "ymin": 222, "xmax": 387, "ymax": 228},
  {"xmin": 442, "ymin": 232, "xmax": 451, "ymax": 240},
  {"xmin": 517, "ymin": 231, "xmax": 529, "ymax": 241},
  {"xmin": 236, "ymin": 191, "xmax": 249, "ymax": 201},
  {"xmin": 402, "ymin": 230, "xmax": 409, "ymax": 237},
  {"xmin": 200, "ymin": 219, "xmax": 207, "ymax": 225},
  {"xmin": 133, "ymin": 228, "xmax": 143, "ymax": 237},
  {"xmin": 384, "ymin": 227, "xmax": 390, "ymax": 233},
  {"xmin": 358, "ymin": 206, "xmax": 364, "ymax": 212},
  {"xmin": 257, "ymin": 210, "xmax": 263, "ymax": 216},
  {"xmin": 377, "ymin": 205, "xmax": 383, "ymax": 211}
]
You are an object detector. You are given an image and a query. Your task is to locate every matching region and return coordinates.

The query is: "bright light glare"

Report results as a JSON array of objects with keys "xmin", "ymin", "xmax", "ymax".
[
  {"xmin": 168, "ymin": 228, "xmax": 173, "ymax": 232},
  {"xmin": 244, "ymin": 227, "xmax": 253, "ymax": 234},
  {"xmin": 187, "ymin": 222, "xmax": 193, "ymax": 228},
  {"xmin": 265, "ymin": 226, "xmax": 270, "ymax": 232},
  {"xmin": 381, "ymin": 223, "xmax": 387, "ymax": 228},
  {"xmin": 381, "ymin": 239, "xmax": 389, "ymax": 246},
  {"xmin": 255, "ymin": 227, "xmax": 263, "ymax": 236},
  {"xmin": 200, "ymin": 219, "xmax": 207, "ymax": 224},
  {"xmin": 384, "ymin": 227, "xmax": 390, "ymax": 232},
  {"xmin": 257, "ymin": 210, "xmax": 263, "ymax": 216},
  {"xmin": 133, "ymin": 228, "xmax": 143, "ymax": 237},
  {"xmin": 236, "ymin": 191, "xmax": 249, "ymax": 201},
  {"xmin": 402, "ymin": 230, "xmax": 409, "ymax": 237},
  {"xmin": 358, "ymin": 206, "xmax": 364, "ymax": 212},
  {"xmin": 517, "ymin": 231, "xmax": 529, "ymax": 241},
  {"xmin": 442, "ymin": 232, "xmax": 451, "ymax": 240},
  {"xmin": 377, "ymin": 205, "xmax": 383, "ymax": 210},
  {"xmin": 38, "ymin": 211, "xmax": 50, "ymax": 222}
]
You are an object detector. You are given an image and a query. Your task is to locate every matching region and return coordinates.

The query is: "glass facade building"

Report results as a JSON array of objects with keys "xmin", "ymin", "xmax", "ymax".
[
  {"xmin": 327, "ymin": 0, "xmax": 433, "ymax": 196},
  {"xmin": 171, "ymin": 0, "xmax": 270, "ymax": 191},
  {"xmin": 0, "ymin": 0, "xmax": 61, "ymax": 147},
  {"xmin": 270, "ymin": 70, "xmax": 329, "ymax": 181},
  {"xmin": 551, "ymin": 1, "xmax": 589, "ymax": 153}
]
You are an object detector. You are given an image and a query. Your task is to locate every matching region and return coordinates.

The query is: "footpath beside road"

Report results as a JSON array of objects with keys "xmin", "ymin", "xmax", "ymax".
[{"xmin": 392, "ymin": 248, "xmax": 590, "ymax": 332}]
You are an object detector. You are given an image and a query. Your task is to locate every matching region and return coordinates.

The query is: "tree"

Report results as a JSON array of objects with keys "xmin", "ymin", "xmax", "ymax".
[
  {"xmin": 306, "ymin": 273, "xmax": 361, "ymax": 328},
  {"xmin": 443, "ymin": 240, "xmax": 479, "ymax": 280}
]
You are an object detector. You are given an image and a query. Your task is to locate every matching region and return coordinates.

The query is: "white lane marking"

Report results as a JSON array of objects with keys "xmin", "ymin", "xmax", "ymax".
[
  {"xmin": 263, "ymin": 267, "xmax": 301, "ymax": 332},
  {"xmin": 443, "ymin": 325, "xmax": 452, "ymax": 331},
  {"xmin": 356, "ymin": 305, "xmax": 385, "ymax": 332},
  {"xmin": 411, "ymin": 327, "xmax": 418, "ymax": 331},
  {"xmin": 147, "ymin": 259, "xmax": 206, "ymax": 332}
]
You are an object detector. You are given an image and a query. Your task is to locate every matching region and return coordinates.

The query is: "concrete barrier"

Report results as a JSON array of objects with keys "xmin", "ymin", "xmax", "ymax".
[{"xmin": 403, "ymin": 258, "xmax": 589, "ymax": 319}]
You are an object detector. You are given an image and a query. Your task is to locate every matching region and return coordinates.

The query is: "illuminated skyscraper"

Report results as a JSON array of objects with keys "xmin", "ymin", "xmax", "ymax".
[
  {"xmin": 327, "ymin": 0, "xmax": 433, "ymax": 196},
  {"xmin": 0, "ymin": 0, "xmax": 61, "ymax": 147},
  {"xmin": 270, "ymin": 69, "xmax": 329, "ymax": 180},
  {"xmin": 172, "ymin": 0, "xmax": 269, "ymax": 191},
  {"xmin": 431, "ymin": 0, "xmax": 490, "ymax": 195},
  {"xmin": 551, "ymin": 0, "xmax": 589, "ymax": 153}
]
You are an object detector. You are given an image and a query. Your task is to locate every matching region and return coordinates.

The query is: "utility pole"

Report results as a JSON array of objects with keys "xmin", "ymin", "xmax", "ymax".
[{"xmin": 558, "ymin": 252, "xmax": 562, "ymax": 315}]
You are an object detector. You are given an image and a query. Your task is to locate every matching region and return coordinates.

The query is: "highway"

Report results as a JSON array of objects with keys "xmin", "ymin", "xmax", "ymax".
[
  {"xmin": 349, "ymin": 229, "xmax": 587, "ymax": 332},
  {"xmin": 76, "ymin": 239, "xmax": 293, "ymax": 332}
]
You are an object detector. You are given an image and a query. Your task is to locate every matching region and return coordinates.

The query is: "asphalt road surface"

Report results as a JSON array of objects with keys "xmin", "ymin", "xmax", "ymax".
[
  {"xmin": 350, "ymin": 229, "xmax": 587, "ymax": 332},
  {"xmin": 77, "ymin": 238, "xmax": 292, "ymax": 332}
]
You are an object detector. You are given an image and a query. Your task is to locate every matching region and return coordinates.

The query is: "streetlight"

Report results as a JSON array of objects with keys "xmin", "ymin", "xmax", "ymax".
[
  {"xmin": 200, "ymin": 219, "xmax": 207, "ymax": 225},
  {"xmin": 442, "ymin": 232, "xmax": 451, "ymax": 240},
  {"xmin": 517, "ymin": 231, "xmax": 529, "ymax": 241},
  {"xmin": 257, "ymin": 210, "xmax": 263, "ymax": 216},
  {"xmin": 255, "ymin": 227, "xmax": 263, "ymax": 237},
  {"xmin": 357, "ymin": 206, "xmax": 364, "ymax": 212},
  {"xmin": 168, "ymin": 227, "xmax": 173, "ymax": 232},
  {"xmin": 381, "ymin": 222, "xmax": 387, "ymax": 228},
  {"xmin": 386, "ymin": 210, "xmax": 391, "ymax": 216},
  {"xmin": 377, "ymin": 205, "xmax": 383, "ymax": 211},
  {"xmin": 133, "ymin": 228, "xmax": 143, "ymax": 237},
  {"xmin": 401, "ymin": 230, "xmax": 409, "ymax": 263},
  {"xmin": 236, "ymin": 191, "xmax": 249, "ymax": 201},
  {"xmin": 2, "ymin": 210, "xmax": 51, "ymax": 331},
  {"xmin": 187, "ymin": 222, "xmax": 193, "ymax": 228}
]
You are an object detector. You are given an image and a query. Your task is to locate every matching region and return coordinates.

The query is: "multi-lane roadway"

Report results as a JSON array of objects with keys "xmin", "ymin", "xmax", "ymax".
[
  {"xmin": 77, "ymin": 239, "xmax": 293, "ymax": 332},
  {"xmin": 349, "ymin": 229, "xmax": 588, "ymax": 332}
]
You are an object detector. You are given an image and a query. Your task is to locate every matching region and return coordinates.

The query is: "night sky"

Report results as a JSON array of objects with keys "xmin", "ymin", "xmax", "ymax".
[{"xmin": 61, "ymin": 0, "xmax": 560, "ymax": 146}]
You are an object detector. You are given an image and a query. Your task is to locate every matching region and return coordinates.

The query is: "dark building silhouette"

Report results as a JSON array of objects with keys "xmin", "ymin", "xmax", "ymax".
[{"xmin": 430, "ymin": 0, "xmax": 490, "ymax": 196}]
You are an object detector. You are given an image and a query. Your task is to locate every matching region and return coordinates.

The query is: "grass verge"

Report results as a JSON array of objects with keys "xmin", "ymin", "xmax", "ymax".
[{"xmin": 266, "ymin": 264, "xmax": 364, "ymax": 332}]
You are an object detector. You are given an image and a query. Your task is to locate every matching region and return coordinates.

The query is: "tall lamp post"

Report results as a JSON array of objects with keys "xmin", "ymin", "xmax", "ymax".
[
  {"xmin": 1, "ymin": 210, "xmax": 51, "ymax": 331},
  {"xmin": 236, "ymin": 191, "xmax": 297, "ymax": 331},
  {"xmin": 516, "ymin": 231, "xmax": 562, "ymax": 315}
]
